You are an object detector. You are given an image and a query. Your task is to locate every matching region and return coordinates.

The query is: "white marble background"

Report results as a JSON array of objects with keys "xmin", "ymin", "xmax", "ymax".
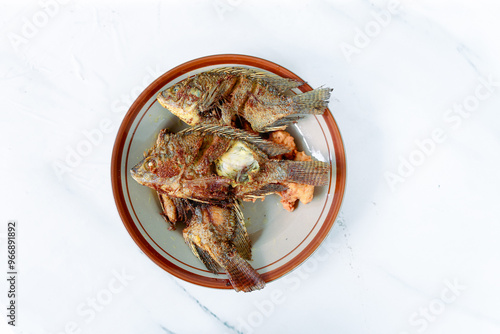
[{"xmin": 1, "ymin": 0, "xmax": 500, "ymax": 333}]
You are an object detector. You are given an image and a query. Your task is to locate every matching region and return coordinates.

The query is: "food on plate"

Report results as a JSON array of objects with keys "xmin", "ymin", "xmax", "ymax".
[
  {"xmin": 130, "ymin": 125, "xmax": 329, "ymax": 203},
  {"xmin": 131, "ymin": 125, "xmax": 329, "ymax": 292},
  {"xmin": 268, "ymin": 130, "xmax": 318, "ymax": 212},
  {"xmin": 278, "ymin": 152, "xmax": 316, "ymax": 212},
  {"xmin": 157, "ymin": 193, "xmax": 192, "ymax": 231},
  {"xmin": 157, "ymin": 191, "xmax": 265, "ymax": 291},
  {"xmin": 267, "ymin": 129, "xmax": 297, "ymax": 160},
  {"xmin": 130, "ymin": 66, "xmax": 333, "ymax": 292},
  {"xmin": 157, "ymin": 191, "xmax": 266, "ymax": 291},
  {"xmin": 157, "ymin": 67, "xmax": 332, "ymax": 132},
  {"xmin": 183, "ymin": 200, "xmax": 265, "ymax": 292}
]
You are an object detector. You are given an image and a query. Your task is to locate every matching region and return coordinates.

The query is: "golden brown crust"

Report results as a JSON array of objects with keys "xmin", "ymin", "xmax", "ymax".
[
  {"xmin": 268, "ymin": 130, "xmax": 296, "ymax": 160},
  {"xmin": 268, "ymin": 131, "xmax": 315, "ymax": 212}
]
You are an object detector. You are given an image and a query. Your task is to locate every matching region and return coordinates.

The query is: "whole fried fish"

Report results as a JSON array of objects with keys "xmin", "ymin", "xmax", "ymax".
[
  {"xmin": 130, "ymin": 125, "xmax": 329, "ymax": 203},
  {"xmin": 183, "ymin": 201, "xmax": 265, "ymax": 292},
  {"xmin": 157, "ymin": 67, "xmax": 332, "ymax": 132}
]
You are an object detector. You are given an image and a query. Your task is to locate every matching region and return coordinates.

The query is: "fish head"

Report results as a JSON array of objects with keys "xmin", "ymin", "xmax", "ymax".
[
  {"xmin": 130, "ymin": 151, "xmax": 184, "ymax": 194},
  {"xmin": 131, "ymin": 133, "xmax": 184, "ymax": 191},
  {"xmin": 130, "ymin": 153, "xmax": 163, "ymax": 188},
  {"xmin": 157, "ymin": 79, "xmax": 203, "ymax": 125}
]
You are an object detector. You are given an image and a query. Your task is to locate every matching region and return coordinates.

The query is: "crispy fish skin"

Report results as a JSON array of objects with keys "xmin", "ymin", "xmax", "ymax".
[
  {"xmin": 157, "ymin": 193, "xmax": 193, "ymax": 230},
  {"xmin": 131, "ymin": 128, "xmax": 233, "ymax": 202},
  {"xmin": 156, "ymin": 193, "xmax": 263, "ymax": 292},
  {"xmin": 157, "ymin": 67, "xmax": 332, "ymax": 132},
  {"xmin": 130, "ymin": 125, "xmax": 329, "ymax": 202},
  {"xmin": 183, "ymin": 202, "xmax": 264, "ymax": 292}
]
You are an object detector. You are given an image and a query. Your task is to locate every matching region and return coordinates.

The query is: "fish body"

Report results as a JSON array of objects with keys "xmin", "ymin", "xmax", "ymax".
[
  {"xmin": 130, "ymin": 125, "xmax": 329, "ymax": 203},
  {"xmin": 183, "ymin": 202, "xmax": 264, "ymax": 292},
  {"xmin": 156, "ymin": 192, "xmax": 264, "ymax": 292},
  {"xmin": 157, "ymin": 67, "xmax": 332, "ymax": 132}
]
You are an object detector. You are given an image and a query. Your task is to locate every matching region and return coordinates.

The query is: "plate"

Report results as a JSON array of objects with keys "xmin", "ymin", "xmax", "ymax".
[{"xmin": 111, "ymin": 54, "xmax": 346, "ymax": 289}]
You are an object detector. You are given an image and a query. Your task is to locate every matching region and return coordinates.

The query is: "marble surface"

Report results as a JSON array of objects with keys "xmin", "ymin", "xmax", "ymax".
[{"xmin": 1, "ymin": 1, "xmax": 500, "ymax": 333}]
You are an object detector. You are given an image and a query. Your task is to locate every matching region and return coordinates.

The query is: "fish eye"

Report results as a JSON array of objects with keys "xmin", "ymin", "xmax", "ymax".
[
  {"xmin": 145, "ymin": 158, "xmax": 157, "ymax": 171},
  {"xmin": 171, "ymin": 85, "xmax": 180, "ymax": 94}
]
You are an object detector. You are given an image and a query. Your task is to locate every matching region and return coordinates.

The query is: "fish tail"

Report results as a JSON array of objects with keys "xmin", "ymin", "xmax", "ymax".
[
  {"xmin": 225, "ymin": 253, "xmax": 265, "ymax": 292},
  {"xmin": 280, "ymin": 160, "xmax": 330, "ymax": 186},
  {"xmin": 291, "ymin": 88, "xmax": 332, "ymax": 114},
  {"xmin": 256, "ymin": 88, "xmax": 333, "ymax": 132}
]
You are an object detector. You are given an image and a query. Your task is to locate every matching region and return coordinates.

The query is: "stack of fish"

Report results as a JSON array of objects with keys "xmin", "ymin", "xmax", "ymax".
[{"xmin": 131, "ymin": 67, "xmax": 332, "ymax": 292}]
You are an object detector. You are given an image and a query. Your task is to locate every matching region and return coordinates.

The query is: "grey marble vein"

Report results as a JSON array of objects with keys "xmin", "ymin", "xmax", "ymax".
[{"xmin": 172, "ymin": 279, "xmax": 242, "ymax": 334}]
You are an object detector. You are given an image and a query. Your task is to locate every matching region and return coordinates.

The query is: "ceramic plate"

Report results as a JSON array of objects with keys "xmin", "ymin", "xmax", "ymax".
[{"xmin": 111, "ymin": 54, "xmax": 346, "ymax": 289}]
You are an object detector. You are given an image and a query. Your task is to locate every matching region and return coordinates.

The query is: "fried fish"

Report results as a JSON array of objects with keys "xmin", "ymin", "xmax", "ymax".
[
  {"xmin": 183, "ymin": 201, "xmax": 265, "ymax": 292},
  {"xmin": 156, "ymin": 192, "xmax": 264, "ymax": 292},
  {"xmin": 157, "ymin": 67, "xmax": 332, "ymax": 132},
  {"xmin": 130, "ymin": 125, "xmax": 329, "ymax": 203},
  {"xmin": 157, "ymin": 192, "xmax": 192, "ymax": 230}
]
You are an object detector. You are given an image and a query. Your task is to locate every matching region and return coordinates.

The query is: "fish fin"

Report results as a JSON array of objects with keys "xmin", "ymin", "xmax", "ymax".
[
  {"xmin": 291, "ymin": 88, "xmax": 332, "ymax": 114},
  {"xmin": 157, "ymin": 192, "xmax": 177, "ymax": 230},
  {"xmin": 225, "ymin": 253, "xmax": 265, "ymax": 292},
  {"xmin": 243, "ymin": 184, "xmax": 289, "ymax": 200},
  {"xmin": 230, "ymin": 201, "xmax": 253, "ymax": 261},
  {"xmin": 197, "ymin": 82, "xmax": 221, "ymax": 112},
  {"xmin": 178, "ymin": 124, "xmax": 291, "ymax": 157},
  {"xmin": 190, "ymin": 242, "xmax": 224, "ymax": 274},
  {"xmin": 258, "ymin": 115, "xmax": 303, "ymax": 132},
  {"xmin": 252, "ymin": 88, "xmax": 332, "ymax": 132},
  {"xmin": 208, "ymin": 67, "xmax": 303, "ymax": 93},
  {"xmin": 279, "ymin": 160, "xmax": 330, "ymax": 186},
  {"xmin": 172, "ymin": 197, "xmax": 192, "ymax": 223}
]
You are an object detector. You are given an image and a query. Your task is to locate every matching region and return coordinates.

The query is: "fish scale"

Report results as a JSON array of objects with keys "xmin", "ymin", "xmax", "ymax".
[{"xmin": 157, "ymin": 67, "xmax": 332, "ymax": 132}]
